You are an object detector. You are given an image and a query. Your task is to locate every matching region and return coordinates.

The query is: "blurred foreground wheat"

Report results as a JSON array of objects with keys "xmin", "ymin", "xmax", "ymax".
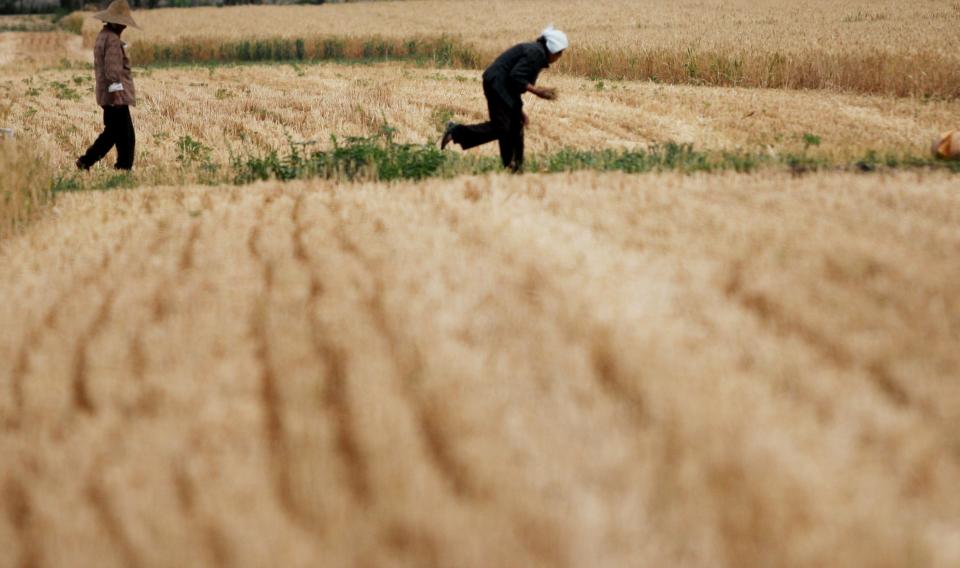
[{"xmin": 1, "ymin": 171, "xmax": 959, "ymax": 566}]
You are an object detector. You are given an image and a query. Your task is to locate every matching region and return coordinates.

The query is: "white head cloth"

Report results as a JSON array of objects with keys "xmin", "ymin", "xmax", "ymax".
[{"xmin": 541, "ymin": 25, "xmax": 569, "ymax": 54}]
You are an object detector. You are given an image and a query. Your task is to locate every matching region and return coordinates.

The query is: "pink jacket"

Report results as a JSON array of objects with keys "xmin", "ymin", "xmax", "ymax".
[{"xmin": 94, "ymin": 27, "xmax": 136, "ymax": 107}]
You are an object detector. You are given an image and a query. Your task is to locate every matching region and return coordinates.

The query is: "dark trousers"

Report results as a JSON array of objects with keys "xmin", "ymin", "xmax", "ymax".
[
  {"xmin": 451, "ymin": 81, "xmax": 524, "ymax": 172},
  {"xmin": 80, "ymin": 105, "xmax": 135, "ymax": 170}
]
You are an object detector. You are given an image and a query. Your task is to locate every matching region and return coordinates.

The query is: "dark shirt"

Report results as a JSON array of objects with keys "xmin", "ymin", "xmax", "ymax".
[{"xmin": 482, "ymin": 41, "xmax": 550, "ymax": 108}]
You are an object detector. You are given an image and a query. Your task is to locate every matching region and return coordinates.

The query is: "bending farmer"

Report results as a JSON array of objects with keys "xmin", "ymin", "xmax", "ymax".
[
  {"xmin": 441, "ymin": 26, "xmax": 568, "ymax": 172},
  {"xmin": 76, "ymin": 0, "xmax": 139, "ymax": 172}
]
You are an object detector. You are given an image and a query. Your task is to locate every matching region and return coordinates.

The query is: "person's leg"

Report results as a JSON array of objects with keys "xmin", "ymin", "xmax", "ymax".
[
  {"xmin": 451, "ymin": 122, "xmax": 499, "ymax": 150},
  {"xmin": 497, "ymin": 107, "xmax": 526, "ymax": 171},
  {"xmin": 77, "ymin": 106, "xmax": 119, "ymax": 169},
  {"xmin": 113, "ymin": 106, "xmax": 135, "ymax": 170},
  {"xmin": 510, "ymin": 119, "xmax": 525, "ymax": 172},
  {"xmin": 497, "ymin": 128, "xmax": 515, "ymax": 169},
  {"xmin": 450, "ymin": 82, "xmax": 512, "ymax": 150}
]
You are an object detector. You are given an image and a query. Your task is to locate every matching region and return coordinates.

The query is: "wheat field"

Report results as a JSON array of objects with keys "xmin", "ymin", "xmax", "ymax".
[
  {"xmin": 79, "ymin": 0, "xmax": 960, "ymax": 96},
  {"xmin": 2, "ymin": 172, "xmax": 960, "ymax": 567},
  {"xmin": 3, "ymin": 1, "xmax": 960, "ymax": 566},
  {"xmin": 89, "ymin": 0, "xmax": 960, "ymax": 55}
]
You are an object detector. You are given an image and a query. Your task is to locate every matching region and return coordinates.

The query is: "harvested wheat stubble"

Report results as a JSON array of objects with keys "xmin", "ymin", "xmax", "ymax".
[
  {"xmin": 1, "ymin": 171, "xmax": 959, "ymax": 567},
  {"xmin": 4, "ymin": 63, "xmax": 959, "ymax": 186}
]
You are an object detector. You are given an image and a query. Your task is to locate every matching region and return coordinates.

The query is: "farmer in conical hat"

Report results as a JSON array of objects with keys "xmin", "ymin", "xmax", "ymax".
[
  {"xmin": 441, "ymin": 26, "xmax": 568, "ymax": 173},
  {"xmin": 76, "ymin": 0, "xmax": 140, "ymax": 172}
]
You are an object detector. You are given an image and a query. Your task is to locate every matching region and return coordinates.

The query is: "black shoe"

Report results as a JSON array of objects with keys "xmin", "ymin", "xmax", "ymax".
[
  {"xmin": 75, "ymin": 157, "xmax": 90, "ymax": 171},
  {"xmin": 440, "ymin": 121, "xmax": 456, "ymax": 150}
]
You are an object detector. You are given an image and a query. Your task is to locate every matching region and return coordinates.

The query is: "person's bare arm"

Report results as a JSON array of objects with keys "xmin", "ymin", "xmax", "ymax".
[{"xmin": 526, "ymin": 84, "xmax": 557, "ymax": 100}]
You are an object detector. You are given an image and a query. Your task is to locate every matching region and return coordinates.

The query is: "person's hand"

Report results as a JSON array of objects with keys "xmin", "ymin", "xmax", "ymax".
[
  {"xmin": 522, "ymin": 112, "xmax": 529, "ymax": 127},
  {"xmin": 526, "ymin": 85, "xmax": 558, "ymax": 101},
  {"xmin": 537, "ymin": 87, "xmax": 558, "ymax": 101}
]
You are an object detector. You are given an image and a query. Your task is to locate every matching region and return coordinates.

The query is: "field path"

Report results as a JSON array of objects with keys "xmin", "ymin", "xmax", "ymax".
[{"xmin": 2, "ymin": 172, "xmax": 960, "ymax": 567}]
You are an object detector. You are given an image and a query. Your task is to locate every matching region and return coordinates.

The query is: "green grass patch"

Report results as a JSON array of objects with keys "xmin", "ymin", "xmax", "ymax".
[
  {"xmin": 52, "ymin": 169, "xmax": 145, "ymax": 193},
  {"xmin": 51, "ymin": 175, "xmax": 83, "ymax": 194},
  {"xmin": 55, "ymin": 127, "xmax": 959, "ymax": 194},
  {"xmin": 226, "ymin": 125, "xmax": 959, "ymax": 185},
  {"xmin": 231, "ymin": 125, "xmax": 450, "ymax": 184},
  {"xmin": 50, "ymin": 80, "xmax": 81, "ymax": 101}
]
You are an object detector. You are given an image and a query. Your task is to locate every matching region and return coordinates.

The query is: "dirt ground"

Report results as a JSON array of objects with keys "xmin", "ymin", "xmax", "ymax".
[{"xmin": 2, "ymin": 172, "xmax": 959, "ymax": 567}]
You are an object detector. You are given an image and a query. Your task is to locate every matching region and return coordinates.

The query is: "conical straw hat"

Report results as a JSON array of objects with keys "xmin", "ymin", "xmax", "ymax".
[{"xmin": 93, "ymin": 0, "xmax": 141, "ymax": 30}]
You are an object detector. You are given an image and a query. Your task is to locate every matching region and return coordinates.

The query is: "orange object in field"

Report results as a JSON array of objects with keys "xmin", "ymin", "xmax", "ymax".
[{"xmin": 932, "ymin": 130, "xmax": 960, "ymax": 160}]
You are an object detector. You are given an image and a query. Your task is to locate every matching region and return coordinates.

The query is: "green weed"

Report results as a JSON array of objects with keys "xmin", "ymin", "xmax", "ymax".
[
  {"xmin": 228, "ymin": 126, "xmax": 958, "ymax": 185},
  {"xmin": 231, "ymin": 125, "xmax": 446, "ymax": 184},
  {"xmin": 177, "ymin": 135, "xmax": 220, "ymax": 183},
  {"xmin": 50, "ymin": 81, "xmax": 81, "ymax": 102},
  {"xmin": 802, "ymin": 133, "xmax": 822, "ymax": 149},
  {"xmin": 430, "ymin": 107, "xmax": 455, "ymax": 133}
]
